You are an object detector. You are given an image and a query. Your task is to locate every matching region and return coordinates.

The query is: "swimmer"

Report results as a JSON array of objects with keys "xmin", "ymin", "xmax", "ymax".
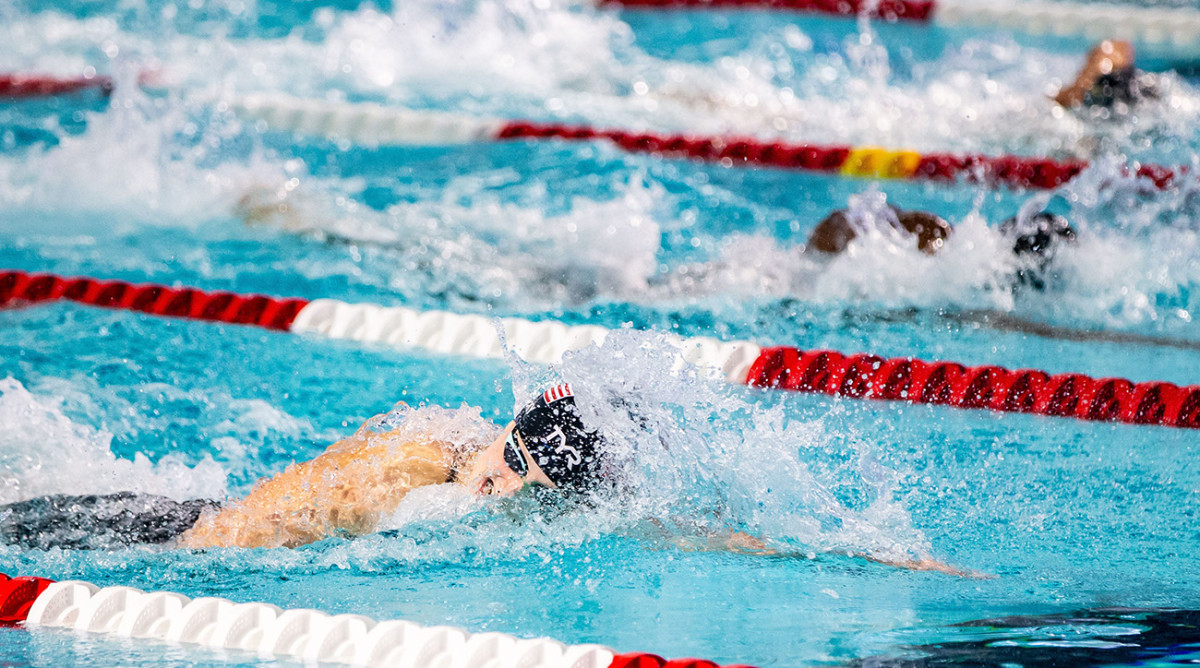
[
  {"xmin": 805, "ymin": 204, "xmax": 952, "ymax": 256},
  {"xmin": 998, "ymin": 211, "xmax": 1077, "ymax": 292},
  {"xmin": 801, "ymin": 204, "xmax": 1200, "ymax": 350},
  {"xmin": 179, "ymin": 385, "xmax": 607, "ymax": 549},
  {"xmin": 0, "ymin": 386, "xmax": 600, "ymax": 551},
  {"xmin": 0, "ymin": 385, "xmax": 969, "ymax": 575},
  {"xmin": 805, "ymin": 203, "xmax": 1078, "ymax": 291},
  {"xmin": 1054, "ymin": 40, "xmax": 1158, "ymax": 111}
]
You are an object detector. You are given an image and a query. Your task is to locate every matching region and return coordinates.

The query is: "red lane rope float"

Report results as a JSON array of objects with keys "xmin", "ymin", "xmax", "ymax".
[
  {"xmin": 0, "ymin": 574, "xmax": 54, "ymax": 627},
  {"xmin": 2, "ymin": 268, "xmax": 1198, "ymax": 429},
  {"xmin": 0, "ymin": 74, "xmax": 112, "ymax": 99},
  {"xmin": 230, "ymin": 95, "xmax": 1184, "ymax": 192},
  {"xmin": 611, "ymin": 655, "xmax": 759, "ymax": 668},
  {"xmin": 745, "ymin": 347, "xmax": 1200, "ymax": 429},
  {"xmin": 593, "ymin": 0, "xmax": 1200, "ymax": 61},
  {"xmin": 495, "ymin": 121, "xmax": 1180, "ymax": 191},
  {"xmin": 598, "ymin": 0, "xmax": 933, "ymax": 20},
  {"xmin": 0, "ymin": 271, "xmax": 308, "ymax": 331}
]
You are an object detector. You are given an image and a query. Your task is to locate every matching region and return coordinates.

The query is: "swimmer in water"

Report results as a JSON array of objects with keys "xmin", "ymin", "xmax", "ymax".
[
  {"xmin": 805, "ymin": 203, "xmax": 1077, "ymax": 292},
  {"xmin": 807, "ymin": 204, "xmax": 1200, "ymax": 350},
  {"xmin": 1054, "ymin": 40, "xmax": 1158, "ymax": 111},
  {"xmin": 0, "ymin": 386, "xmax": 599, "ymax": 551},
  {"xmin": 177, "ymin": 385, "xmax": 608, "ymax": 549},
  {"xmin": 805, "ymin": 205, "xmax": 953, "ymax": 257},
  {"xmin": 0, "ymin": 384, "xmax": 967, "ymax": 574}
]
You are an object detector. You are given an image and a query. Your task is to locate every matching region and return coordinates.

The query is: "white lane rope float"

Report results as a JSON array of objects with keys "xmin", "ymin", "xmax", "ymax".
[
  {"xmin": 11, "ymin": 576, "xmax": 691, "ymax": 668},
  {"xmin": 4, "ymin": 270, "xmax": 1199, "ymax": 430}
]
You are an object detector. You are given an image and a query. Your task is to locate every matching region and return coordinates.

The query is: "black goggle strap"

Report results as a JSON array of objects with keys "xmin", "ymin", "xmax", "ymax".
[{"xmin": 503, "ymin": 429, "xmax": 529, "ymax": 477}]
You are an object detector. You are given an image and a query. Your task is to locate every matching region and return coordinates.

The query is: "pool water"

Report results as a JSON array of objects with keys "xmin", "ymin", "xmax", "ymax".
[{"xmin": 2, "ymin": 0, "xmax": 1200, "ymax": 665}]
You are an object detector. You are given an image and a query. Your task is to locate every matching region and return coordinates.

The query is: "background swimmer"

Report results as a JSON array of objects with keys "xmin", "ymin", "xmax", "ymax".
[
  {"xmin": 1054, "ymin": 40, "xmax": 1159, "ymax": 111},
  {"xmin": 802, "ymin": 202, "xmax": 1200, "ymax": 351},
  {"xmin": 806, "ymin": 204, "xmax": 953, "ymax": 257},
  {"xmin": 805, "ymin": 202, "xmax": 1076, "ymax": 291}
]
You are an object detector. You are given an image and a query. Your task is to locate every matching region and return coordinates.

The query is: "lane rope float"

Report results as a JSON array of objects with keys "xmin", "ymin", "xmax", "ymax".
[
  {"xmin": 601, "ymin": 0, "xmax": 933, "ymax": 21},
  {"xmin": 0, "ymin": 73, "xmax": 112, "ymax": 99},
  {"xmin": 229, "ymin": 94, "xmax": 1183, "ymax": 191},
  {"xmin": 2, "ymin": 82, "xmax": 1182, "ymax": 191},
  {"xmin": 598, "ymin": 0, "xmax": 1200, "ymax": 56},
  {"xmin": 0, "ymin": 571, "xmax": 752, "ymax": 668},
  {"xmin": 2, "ymin": 269, "xmax": 1197, "ymax": 430}
]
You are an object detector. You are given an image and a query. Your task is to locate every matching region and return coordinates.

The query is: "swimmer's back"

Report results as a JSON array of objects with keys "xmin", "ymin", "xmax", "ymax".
[{"xmin": 179, "ymin": 429, "xmax": 453, "ymax": 549}]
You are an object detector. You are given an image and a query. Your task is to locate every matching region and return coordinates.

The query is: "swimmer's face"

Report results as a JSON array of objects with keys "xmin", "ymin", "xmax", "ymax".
[{"xmin": 460, "ymin": 422, "xmax": 556, "ymax": 496}]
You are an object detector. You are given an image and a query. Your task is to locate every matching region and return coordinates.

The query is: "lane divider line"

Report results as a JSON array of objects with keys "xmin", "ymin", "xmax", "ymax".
[
  {"xmin": 600, "ymin": 0, "xmax": 934, "ymax": 21},
  {"xmin": 0, "ymin": 571, "xmax": 746, "ymax": 667},
  {"xmin": 599, "ymin": 0, "xmax": 1200, "ymax": 56},
  {"xmin": 0, "ymin": 73, "xmax": 112, "ymax": 99},
  {"xmin": 1, "ymin": 83, "xmax": 1181, "ymax": 192},
  {"xmin": 2, "ymin": 269, "xmax": 1196, "ymax": 429},
  {"xmin": 230, "ymin": 94, "xmax": 1182, "ymax": 191}
]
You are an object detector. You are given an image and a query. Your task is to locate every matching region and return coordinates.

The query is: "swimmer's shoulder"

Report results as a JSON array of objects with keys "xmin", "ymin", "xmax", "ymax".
[{"xmin": 324, "ymin": 428, "xmax": 454, "ymax": 470}]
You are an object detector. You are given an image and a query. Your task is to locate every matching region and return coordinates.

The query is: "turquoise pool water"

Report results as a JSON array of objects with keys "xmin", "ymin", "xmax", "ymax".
[{"xmin": 2, "ymin": 0, "xmax": 1200, "ymax": 665}]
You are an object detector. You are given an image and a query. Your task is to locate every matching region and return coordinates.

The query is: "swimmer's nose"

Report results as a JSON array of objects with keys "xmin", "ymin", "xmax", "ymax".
[{"xmin": 485, "ymin": 472, "xmax": 525, "ymax": 497}]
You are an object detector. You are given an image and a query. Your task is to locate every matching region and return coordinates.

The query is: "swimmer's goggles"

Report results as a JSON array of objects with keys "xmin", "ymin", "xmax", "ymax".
[
  {"xmin": 502, "ymin": 430, "xmax": 562, "ymax": 505},
  {"xmin": 503, "ymin": 429, "xmax": 531, "ymax": 479}
]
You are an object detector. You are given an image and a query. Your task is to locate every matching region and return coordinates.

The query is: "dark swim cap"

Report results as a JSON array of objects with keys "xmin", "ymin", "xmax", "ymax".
[
  {"xmin": 1001, "ymin": 212, "xmax": 1076, "ymax": 258},
  {"xmin": 509, "ymin": 384, "xmax": 605, "ymax": 492},
  {"xmin": 1083, "ymin": 66, "xmax": 1150, "ymax": 109},
  {"xmin": 1000, "ymin": 212, "xmax": 1077, "ymax": 291}
]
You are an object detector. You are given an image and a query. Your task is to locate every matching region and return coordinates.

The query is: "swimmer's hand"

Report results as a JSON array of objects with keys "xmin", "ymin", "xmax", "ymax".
[
  {"xmin": 724, "ymin": 531, "xmax": 776, "ymax": 555},
  {"xmin": 734, "ymin": 536, "xmax": 989, "ymax": 578}
]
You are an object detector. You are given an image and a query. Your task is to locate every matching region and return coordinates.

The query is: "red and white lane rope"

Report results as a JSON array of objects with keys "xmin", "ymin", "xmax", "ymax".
[
  {"xmin": 0, "ymin": 73, "xmax": 112, "ymax": 99},
  {"xmin": 601, "ymin": 0, "xmax": 1200, "ymax": 56},
  {"xmin": 2, "ymin": 269, "xmax": 1198, "ymax": 429},
  {"xmin": 229, "ymin": 94, "xmax": 1182, "ymax": 191},
  {"xmin": 600, "ymin": 0, "xmax": 932, "ymax": 19},
  {"xmin": 0, "ymin": 572, "xmax": 748, "ymax": 668}
]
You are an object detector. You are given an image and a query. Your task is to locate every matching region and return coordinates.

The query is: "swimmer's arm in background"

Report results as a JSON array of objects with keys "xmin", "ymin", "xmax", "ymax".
[
  {"xmin": 236, "ymin": 184, "xmax": 312, "ymax": 232},
  {"xmin": 1054, "ymin": 40, "xmax": 1135, "ymax": 108},
  {"xmin": 177, "ymin": 421, "xmax": 452, "ymax": 549}
]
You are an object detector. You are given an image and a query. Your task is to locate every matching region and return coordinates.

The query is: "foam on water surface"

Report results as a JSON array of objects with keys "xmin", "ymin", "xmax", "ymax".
[{"xmin": 0, "ymin": 378, "xmax": 228, "ymax": 505}]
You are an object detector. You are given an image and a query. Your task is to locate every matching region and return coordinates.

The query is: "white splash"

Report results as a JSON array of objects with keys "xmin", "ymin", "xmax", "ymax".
[
  {"xmin": 544, "ymin": 329, "xmax": 937, "ymax": 564},
  {"xmin": 241, "ymin": 173, "xmax": 665, "ymax": 306},
  {"xmin": 0, "ymin": 378, "xmax": 228, "ymax": 505}
]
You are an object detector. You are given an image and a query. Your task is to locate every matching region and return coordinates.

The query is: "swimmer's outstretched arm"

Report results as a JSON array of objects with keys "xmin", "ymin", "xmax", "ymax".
[
  {"xmin": 177, "ymin": 421, "xmax": 453, "ymax": 549},
  {"xmin": 640, "ymin": 521, "xmax": 983, "ymax": 577},
  {"xmin": 723, "ymin": 532, "xmax": 984, "ymax": 577}
]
